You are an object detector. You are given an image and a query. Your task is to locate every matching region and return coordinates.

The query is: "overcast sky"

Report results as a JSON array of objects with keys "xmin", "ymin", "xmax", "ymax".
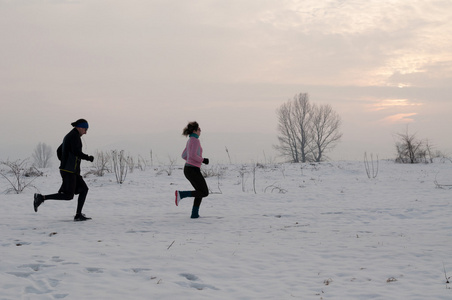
[{"xmin": 1, "ymin": 0, "xmax": 451, "ymax": 164}]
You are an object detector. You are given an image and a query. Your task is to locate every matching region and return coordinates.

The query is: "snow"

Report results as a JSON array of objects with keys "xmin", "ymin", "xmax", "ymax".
[{"xmin": 1, "ymin": 160, "xmax": 452, "ymax": 299}]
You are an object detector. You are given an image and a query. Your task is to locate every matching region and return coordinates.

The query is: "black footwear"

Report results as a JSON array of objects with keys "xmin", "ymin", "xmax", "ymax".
[
  {"xmin": 74, "ymin": 214, "xmax": 92, "ymax": 222},
  {"xmin": 34, "ymin": 194, "xmax": 44, "ymax": 212}
]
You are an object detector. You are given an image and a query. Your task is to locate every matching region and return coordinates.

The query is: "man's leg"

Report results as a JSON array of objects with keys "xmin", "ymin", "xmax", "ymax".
[
  {"xmin": 34, "ymin": 171, "xmax": 75, "ymax": 212},
  {"xmin": 74, "ymin": 175, "xmax": 90, "ymax": 221}
]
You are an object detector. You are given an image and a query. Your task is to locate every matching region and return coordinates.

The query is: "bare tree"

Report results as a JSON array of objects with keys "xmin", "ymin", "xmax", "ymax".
[
  {"xmin": 275, "ymin": 93, "xmax": 342, "ymax": 162},
  {"xmin": 32, "ymin": 142, "xmax": 53, "ymax": 168},
  {"xmin": 275, "ymin": 100, "xmax": 300, "ymax": 162},
  {"xmin": 292, "ymin": 93, "xmax": 314, "ymax": 162},
  {"xmin": 395, "ymin": 130, "xmax": 426, "ymax": 163},
  {"xmin": 310, "ymin": 104, "xmax": 342, "ymax": 162},
  {"xmin": 275, "ymin": 93, "xmax": 314, "ymax": 162}
]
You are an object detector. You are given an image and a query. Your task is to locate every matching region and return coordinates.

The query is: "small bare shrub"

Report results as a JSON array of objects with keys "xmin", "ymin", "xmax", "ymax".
[
  {"xmin": 324, "ymin": 278, "xmax": 333, "ymax": 285},
  {"xmin": 264, "ymin": 183, "xmax": 287, "ymax": 194},
  {"xmin": 238, "ymin": 165, "xmax": 248, "ymax": 192},
  {"xmin": 200, "ymin": 165, "xmax": 225, "ymax": 195},
  {"xmin": 443, "ymin": 263, "xmax": 450, "ymax": 284},
  {"xmin": 225, "ymin": 146, "xmax": 232, "ymax": 164},
  {"xmin": 364, "ymin": 152, "xmax": 379, "ymax": 179},
  {"xmin": 394, "ymin": 130, "xmax": 441, "ymax": 164},
  {"xmin": 24, "ymin": 166, "xmax": 43, "ymax": 177},
  {"xmin": 236, "ymin": 164, "xmax": 261, "ymax": 193},
  {"xmin": 434, "ymin": 173, "xmax": 452, "ymax": 189},
  {"xmin": 137, "ymin": 155, "xmax": 147, "ymax": 171},
  {"xmin": 88, "ymin": 150, "xmax": 111, "ymax": 177},
  {"xmin": 149, "ymin": 150, "xmax": 154, "ymax": 167},
  {"xmin": 0, "ymin": 159, "xmax": 40, "ymax": 194},
  {"xmin": 112, "ymin": 150, "xmax": 128, "ymax": 184},
  {"xmin": 201, "ymin": 165, "xmax": 226, "ymax": 178},
  {"xmin": 156, "ymin": 156, "xmax": 177, "ymax": 176},
  {"xmin": 252, "ymin": 164, "xmax": 257, "ymax": 194},
  {"xmin": 127, "ymin": 156, "xmax": 135, "ymax": 173}
]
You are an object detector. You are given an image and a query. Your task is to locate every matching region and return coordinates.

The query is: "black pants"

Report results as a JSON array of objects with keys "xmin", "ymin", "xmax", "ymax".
[
  {"xmin": 44, "ymin": 171, "xmax": 89, "ymax": 215},
  {"xmin": 184, "ymin": 165, "xmax": 209, "ymax": 207}
]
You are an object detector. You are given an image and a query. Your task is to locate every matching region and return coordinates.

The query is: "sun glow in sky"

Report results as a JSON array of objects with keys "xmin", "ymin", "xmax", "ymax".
[
  {"xmin": 1, "ymin": 0, "xmax": 451, "ymax": 162},
  {"xmin": 370, "ymin": 99, "xmax": 423, "ymax": 111}
]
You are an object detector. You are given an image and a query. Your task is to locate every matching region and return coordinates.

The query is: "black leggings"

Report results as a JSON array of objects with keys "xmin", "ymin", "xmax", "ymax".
[
  {"xmin": 44, "ymin": 171, "xmax": 89, "ymax": 215},
  {"xmin": 184, "ymin": 165, "xmax": 209, "ymax": 207}
]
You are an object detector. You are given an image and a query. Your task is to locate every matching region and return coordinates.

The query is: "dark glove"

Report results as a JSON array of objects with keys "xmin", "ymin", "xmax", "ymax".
[
  {"xmin": 203, "ymin": 158, "xmax": 209, "ymax": 165},
  {"xmin": 87, "ymin": 155, "xmax": 94, "ymax": 162}
]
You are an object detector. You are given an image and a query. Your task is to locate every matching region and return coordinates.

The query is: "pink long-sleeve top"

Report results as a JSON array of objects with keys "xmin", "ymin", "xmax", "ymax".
[{"xmin": 181, "ymin": 134, "xmax": 203, "ymax": 168}]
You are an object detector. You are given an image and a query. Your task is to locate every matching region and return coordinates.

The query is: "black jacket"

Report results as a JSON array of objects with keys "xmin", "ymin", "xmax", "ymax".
[{"xmin": 57, "ymin": 128, "xmax": 90, "ymax": 174}]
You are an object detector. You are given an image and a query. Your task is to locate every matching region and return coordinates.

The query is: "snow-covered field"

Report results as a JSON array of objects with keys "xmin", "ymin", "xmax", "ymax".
[{"xmin": 1, "ymin": 159, "xmax": 451, "ymax": 299}]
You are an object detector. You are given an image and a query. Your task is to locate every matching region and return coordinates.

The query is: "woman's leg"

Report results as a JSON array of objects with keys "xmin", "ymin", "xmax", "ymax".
[
  {"xmin": 183, "ymin": 166, "xmax": 209, "ymax": 218},
  {"xmin": 184, "ymin": 166, "xmax": 209, "ymax": 199}
]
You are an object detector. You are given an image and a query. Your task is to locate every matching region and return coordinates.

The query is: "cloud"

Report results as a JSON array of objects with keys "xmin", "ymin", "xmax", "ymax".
[
  {"xmin": 387, "ymin": 61, "xmax": 452, "ymax": 88},
  {"xmin": 381, "ymin": 113, "xmax": 418, "ymax": 124},
  {"xmin": 2, "ymin": 0, "xmax": 451, "ymax": 88},
  {"xmin": 247, "ymin": 0, "xmax": 452, "ymax": 86}
]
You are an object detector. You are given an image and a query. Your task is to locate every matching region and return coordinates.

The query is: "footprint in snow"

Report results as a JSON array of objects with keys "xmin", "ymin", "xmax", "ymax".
[
  {"xmin": 85, "ymin": 267, "xmax": 104, "ymax": 273},
  {"xmin": 178, "ymin": 273, "xmax": 219, "ymax": 291},
  {"xmin": 19, "ymin": 263, "xmax": 55, "ymax": 272},
  {"xmin": 180, "ymin": 273, "xmax": 199, "ymax": 281}
]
